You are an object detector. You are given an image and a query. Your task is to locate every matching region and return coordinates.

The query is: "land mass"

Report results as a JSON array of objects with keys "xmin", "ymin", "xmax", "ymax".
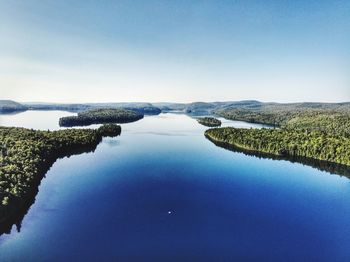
[
  {"xmin": 3, "ymin": 100, "xmax": 350, "ymax": 118},
  {"xmin": 0, "ymin": 100, "xmax": 28, "ymax": 113},
  {"xmin": 202, "ymin": 101, "xmax": 350, "ymax": 173},
  {"xmin": 214, "ymin": 102, "xmax": 350, "ymax": 136},
  {"xmin": 205, "ymin": 130, "xmax": 350, "ymax": 178},
  {"xmin": 59, "ymin": 108, "xmax": 144, "ymax": 127},
  {"xmin": 0, "ymin": 101, "xmax": 162, "ymax": 115},
  {"xmin": 2, "ymin": 99, "xmax": 350, "ymax": 176},
  {"xmin": 0, "ymin": 124, "xmax": 121, "ymax": 234},
  {"xmin": 197, "ymin": 117, "xmax": 222, "ymax": 127},
  {"xmin": 24, "ymin": 102, "xmax": 161, "ymax": 115},
  {"xmin": 205, "ymin": 127, "xmax": 350, "ymax": 167}
]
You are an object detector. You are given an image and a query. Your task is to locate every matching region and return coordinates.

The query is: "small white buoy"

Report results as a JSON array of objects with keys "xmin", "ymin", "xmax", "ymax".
[{"xmin": 168, "ymin": 211, "xmax": 172, "ymax": 214}]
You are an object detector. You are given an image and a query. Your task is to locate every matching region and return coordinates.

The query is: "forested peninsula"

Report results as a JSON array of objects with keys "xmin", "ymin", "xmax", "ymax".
[
  {"xmin": 205, "ymin": 127, "xmax": 350, "ymax": 167},
  {"xmin": 59, "ymin": 108, "xmax": 143, "ymax": 127},
  {"xmin": 205, "ymin": 102, "xmax": 350, "ymax": 171},
  {"xmin": 0, "ymin": 124, "xmax": 121, "ymax": 233}
]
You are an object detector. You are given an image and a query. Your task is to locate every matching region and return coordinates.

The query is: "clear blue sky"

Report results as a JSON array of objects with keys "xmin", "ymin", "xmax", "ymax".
[{"xmin": 0, "ymin": 0, "xmax": 349, "ymax": 102}]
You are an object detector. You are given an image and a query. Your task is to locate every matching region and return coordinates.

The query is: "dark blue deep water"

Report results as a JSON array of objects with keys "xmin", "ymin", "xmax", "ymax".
[{"xmin": 0, "ymin": 112, "xmax": 349, "ymax": 261}]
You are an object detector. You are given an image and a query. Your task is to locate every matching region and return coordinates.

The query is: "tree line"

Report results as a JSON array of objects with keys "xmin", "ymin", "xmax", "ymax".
[
  {"xmin": 205, "ymin": 127, "xmax": 350, "ymax": 166},
  {"xmin": 197, "ymin": 117, "xmax": 222, "ymax": 127},
  {"xmin": 59, "ymin": 108, "xmax": 143, "ymax": 127},
  {"xmin": 215, "ymin": 106, "xmax": 350, "ymax": 137},
  {"xmin": 0, "ymin": 124, "xmax": 121, "ymax": 224}
]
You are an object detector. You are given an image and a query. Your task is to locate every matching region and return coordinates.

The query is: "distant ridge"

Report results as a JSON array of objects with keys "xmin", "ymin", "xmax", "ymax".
[
  {"xmin": 0, "ymin": 100, "xmax": 27, "ymax": 113},
  {"xmin": 0, "ymin": 100, "xmax": 349, "ymax": 116}
]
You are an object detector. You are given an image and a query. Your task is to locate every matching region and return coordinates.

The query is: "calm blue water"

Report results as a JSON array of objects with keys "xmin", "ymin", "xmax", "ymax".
[{"xmin": 0, "ymin": 111, "xmax": 349, "ymax": 261}]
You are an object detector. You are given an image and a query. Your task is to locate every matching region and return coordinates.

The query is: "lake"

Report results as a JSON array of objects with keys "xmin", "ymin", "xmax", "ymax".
[{"xmin": 0, "ymin": 111, "xmax": 349, "ymax": 261}]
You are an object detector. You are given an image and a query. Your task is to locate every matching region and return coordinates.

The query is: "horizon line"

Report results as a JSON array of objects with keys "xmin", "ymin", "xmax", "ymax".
[{"xmin": 3, "ymin": 99, "xmax": 350, "ymax": 105}]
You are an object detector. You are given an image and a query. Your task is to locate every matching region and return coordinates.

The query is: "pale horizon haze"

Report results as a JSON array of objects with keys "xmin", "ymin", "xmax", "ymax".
[{"xmin": 0, "ymin": 0, "xmax": 349, "ymax": 103}]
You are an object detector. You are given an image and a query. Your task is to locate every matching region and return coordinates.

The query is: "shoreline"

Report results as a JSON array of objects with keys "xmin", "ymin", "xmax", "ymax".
[
  {"xmin": 205, "ymin": 130, "xmax": 350, "ymax": 178},
  {"xmin": 0, "ymin": 125, "xmax": 121, "ymax": 234}
]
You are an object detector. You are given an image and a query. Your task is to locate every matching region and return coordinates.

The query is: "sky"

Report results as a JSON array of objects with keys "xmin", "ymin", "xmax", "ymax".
[{"xmin": 0, "ymin": 0, "xmax": 349, "ymax": 103}]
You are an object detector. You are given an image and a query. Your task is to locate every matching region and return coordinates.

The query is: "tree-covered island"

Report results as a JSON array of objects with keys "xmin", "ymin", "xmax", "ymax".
[
  {"xmin": 59, "ymin": 108, "xmax": 144, "ymax": 127},
  {"xmin": 197, "ymin": 117, "xmax": 222, "ymax": 127},
  {"xmin": 0, "ymin": 124, "xmax": 121, "ymax": 233}
]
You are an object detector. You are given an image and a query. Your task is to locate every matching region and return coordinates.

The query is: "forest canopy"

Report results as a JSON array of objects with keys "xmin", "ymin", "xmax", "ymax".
[
  {"xmin": 215, "ymin": 103, "xmax": 350, "ymax": 137},
  {"xmin": 205, "ymin": 127, "xmax": 350, "ymax": 166},
  {"xmin": 197, "ymin": 117, "xmax": 222, "ymax": 127},
  {"xmin": 0, "ymin": 124, "xmax": 121, "ymax": 225},
  {"xmin": 207, "ymin": 103, "xmax": 350, "ymax": 168},
  {"xmin": 59, "ymin": 108, "xmax": 144, "ymax": 127}
]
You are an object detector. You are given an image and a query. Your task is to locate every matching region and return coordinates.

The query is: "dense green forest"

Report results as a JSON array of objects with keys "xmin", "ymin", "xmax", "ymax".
[
  {"xmin": 205, "ymin": 97, "xmax": 350, "ymax": 169},
  {"xmin": 205, "ymin": 127, "xmax": 350, "ymax": 166},
  {"xmin": 197, "ymin": 117, "xmax": 222, "ymax": 127},
  {"xmin": 215, "ymin": 103, "xmax": 350, "ymax": 137},
  {"xmin": 212, "ymin": 104, "xmax": 350, "ymax": 169},
  {"xmin": 59, "ymin": 108, "xmax": 144, "ymax": 127},
  {"xmin": 0, "ymin": 124, "xmax": 121, "ymax": 226},
  {"xmin": 285, "ymin": 114, "xmax": 350, "ymax": 138}
]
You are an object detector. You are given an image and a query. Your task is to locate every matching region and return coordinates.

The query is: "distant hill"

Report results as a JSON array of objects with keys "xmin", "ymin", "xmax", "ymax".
[
  {"xmin": 153, "ymin": 100, "xmax": 264, "ymax": 115},
  {"xmin": 215, "ymin": 101, "xmax": 350, "ymax": 137},
  {"xmin": 152, "ymin": 102, "xmax": 187, "ymax": 111},
  {"xmin": 86, "ymin": 102, "xmax": 161, "ymax": 115},
  {"xmin": 22, "ymin": 102, "xmax": 162, "ymax": 115},
  {"xmin": 2, "ymin": 100, "xmax": 350, "ymax": 117},
  {"xmin": 24, "ymin": 102, "xmax": 90, "ymax": 112},
  {"xmin": 0, "ymin": 100, "xmax": 27, "ymax": 113}
]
